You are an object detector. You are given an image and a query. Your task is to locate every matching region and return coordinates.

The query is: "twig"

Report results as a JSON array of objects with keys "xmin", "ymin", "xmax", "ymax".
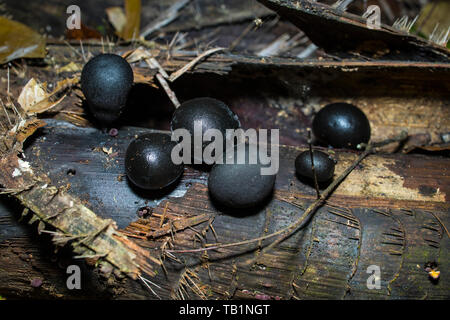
[
  {"xmin": 145, "ymin": 58, "xmax": 180, "ymax": 108},
  {"xmin": 169, "ymin": 47, "xmax": 225, "ymax": 82},
  {"xmin": 229, "ymin": 21, "xmax": 255, "ymax": 51},
  {"xmin": 167, "ymin": 131, "xmax": 408, "ymax": 255},
  {"xmin": 307, "ymin": 128, "xmax": 320, "ymax": 199},
  {"xmin": 79, "ymin": 39, "xmax": 87, "ymax": 62},
  {"xmin": 140, "ymin": 0, "xmax": 190, "ymax": 38},
  {"xmin": 1, "ymin": 98, "xmax": 12, "ymax": 126},
  {"xmin": 257, "ymin": 34, "xmax": 290, "ymax": 57},
  {"xmin": 139, "ymin": 275, "xmax": 162, "ymax": 299}
]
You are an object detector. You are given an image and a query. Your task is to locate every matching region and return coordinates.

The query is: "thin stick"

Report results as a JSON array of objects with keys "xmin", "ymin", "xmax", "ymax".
[
  {"xmin": 79, "ymin": 39, "xmax": 87, "ymax": 62},
  {"xmin": 7, "ymin": 66, "xmax": 10, "ymax": 95},
  {"xmin": 168, "ymin": 47, "xmax": 225, "ymax": 82},
  {"xmin": 1, "ymin": 98, "xmax": 12, "ymax": 126},
  {"xmin": 229, "ymin": 21, "xmax": 255, "ymax": 51},
  {"xmin": 307, "ymin": 128, "xmax": 320, "ymax": 199},
  {"xmin": 101, "ymin": 37, "xmax": 105, "ymax": 54},
  {"xmin": 139, "ymin": 275, "xmax": 162, "ymax": 299},
  {"xmin": 167, "ymin": 131, "xmax": 408, "ymax": 255},
  {"xmin": 140, "ymin": 0, "xmax": 190, "ymax": 38},
  {"xmin": 63, "ymin": 40, "xmax": 84, "ymax": 59},
  {"xmin": 145, "ymin": 58, "xmax": 180, "ymax": 108}
]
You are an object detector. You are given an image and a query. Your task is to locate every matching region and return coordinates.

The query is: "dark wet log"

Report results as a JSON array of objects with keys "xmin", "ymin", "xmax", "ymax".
[
  {"xmin": 0, "ymin": 120, "xmax": 448, "ymax": 299},
  {"xmin": 258, "ymin": 0, "xmax": 450, "ymax": 61}
]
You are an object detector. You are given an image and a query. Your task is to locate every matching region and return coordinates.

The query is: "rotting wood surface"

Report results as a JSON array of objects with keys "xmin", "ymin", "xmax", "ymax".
[
  {"xmin": 2, "ymin": 44, "xmax": 449, "ymax": 151},
  {"xmin": 0, "ymin": 120, "xmax": 448, "ymax": 299},
  {"xmin": 257, "ymin": 0, "xmax": 450, "ymax": 61}
]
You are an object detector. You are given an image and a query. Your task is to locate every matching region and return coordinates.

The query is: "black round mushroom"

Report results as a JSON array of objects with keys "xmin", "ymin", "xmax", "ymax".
[
  {"xmin": 295, "ymin": 150, "xmax": 335, "ymax": 182},
  {"xmin": 208, "ymin": 143, "xmax": 276, "ymax": 209},
  {"xmin": 125, "ymin": 133, "xmax": 183, "ymax": 190},
  {"xmin": 81, "ymin": 53, "xmax": 133, "ymax": 126},
  {"xmin": 170, "ymin": 97, "xmax": 241, "ymax": 162},
  {"xmin": 312, "ymin": 103, "xmax": 371, "ymax": 149}
]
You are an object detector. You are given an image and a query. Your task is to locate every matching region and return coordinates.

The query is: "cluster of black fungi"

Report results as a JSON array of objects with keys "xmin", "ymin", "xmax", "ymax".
[{"xmin": 81, "ymin": 54, "xmax": 371, "ymax": 210}]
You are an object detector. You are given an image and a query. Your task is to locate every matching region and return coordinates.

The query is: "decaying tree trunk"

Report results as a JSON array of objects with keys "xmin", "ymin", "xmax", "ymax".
[
  {"xmin": 0, "ymin": 2, "xmax": 449, "ymax": 298},
  {"xmin": 0, "ymin": 117, "xmax": 448, "ymax": 299}
]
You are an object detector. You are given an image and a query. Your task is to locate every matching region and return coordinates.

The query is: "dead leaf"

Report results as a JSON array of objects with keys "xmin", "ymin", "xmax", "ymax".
[
  {"xmin": 18, "ymin": 78, "xmax": 47, "ymax": 111},
  {"xmin": 108, "ymin": 0, "xmax": 141, "ymax": 40},
  {"xmin": 57, "ymin": 61, "xmax": 82, "ymax": 73},
  {"xmin": 18, "ymin": 77, "xmax": 79, "ymax": 115},
  {"xmin": 65, "ymin": 23, "xmax": 102, "ymax": 40},
  {"xmin": 11, "ymin": 118, "xmax": 46, "ymax": 145},
  {"xmin": 415, "ymin": 1, "xmax": 450, "ymax": 47},
  {"xmin": 133, "ymin": 68, "xmax": 157, "ymax": 85},
  {"xmin": 106, "ymin": 7, "xmax": 128, "ymax": 34},
  {"xmin": 122, "ymin": 0, "xmax": 141, "ymax": 40},
  {"xmin": 124, "ymin": 47, "xmax": 151, "ymax": 62},
  {"xmin": 0, "ymin": 17, "xmax": 46, "ymax": 64}
]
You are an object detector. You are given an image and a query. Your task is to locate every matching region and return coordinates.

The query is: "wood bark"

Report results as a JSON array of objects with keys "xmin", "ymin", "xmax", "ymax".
[{"xmin": 0, "ymin": 119, "xmax": 448, "ymax": 299}]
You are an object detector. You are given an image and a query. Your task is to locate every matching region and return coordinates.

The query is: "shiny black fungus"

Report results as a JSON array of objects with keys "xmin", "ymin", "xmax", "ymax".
[
  {"xmin": 295, "ymin": 150, "xmax": 335, "ymax": 182},
  {"xmin": 208, "ymin": 144, "xmax": 276, "ymax": 209},
  {"xmin": 125, "ymin": 133, "xmax": 183, "ymax": 190},
  {"xmin": 81, "ymin": 53, "xmax": 133, "ymax": 125},
  {"xmin": 312, "ymin": 103, "xmax": 371, "ymax": 149},
  {"xmin": 170, "ymin": 97, "xmax": 240, "ymax": 161}
]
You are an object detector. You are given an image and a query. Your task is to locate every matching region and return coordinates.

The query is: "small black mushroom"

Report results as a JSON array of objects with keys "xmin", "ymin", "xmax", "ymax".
[
  {"xmin": 81, "ymin": 53, "xmax": 133, "ymax": 125},
  {"xmin": 125, "ymin": 133, "xmax": 183, "ymax": 190},
  {"xmin": 208, "ymin": 144, "xmax": 276, "ymax": 209},
  {"xmin": 312, "ymin": 103, "xmax": 371, "ymax": 149},
  {"xmin": 295, "ymin": 150, "xmax": 335, "ymax": 182},
  {"xmin": 170, "ymin": 97, "xmax": 241, "ymax": 161}
]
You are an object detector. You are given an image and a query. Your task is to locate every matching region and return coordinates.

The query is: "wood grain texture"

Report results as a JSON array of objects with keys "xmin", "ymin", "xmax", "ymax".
[{"xmin": 0, "ymin": 120, "xmax": 448, "ymax": 299}]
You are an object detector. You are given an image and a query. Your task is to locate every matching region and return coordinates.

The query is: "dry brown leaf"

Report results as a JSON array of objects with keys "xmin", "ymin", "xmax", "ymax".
[
  {"xmin": 133, "ymin": 68, "xmax": 157, "ymax": 85},
  {"xmin": 122, "ymin": 0, "xmax": 141, "ymax": 40},
  {"xmin": 18, "ymin": 77, "xmax": 79, "ymax": 115},
  {"xmin": 57, "ymin": 61, "xmax": 82, "ymax": 73},
  {"xmin": 18, "ymin": 79, "xmax": 48, "ymax": 110},
  {"xmin": 169, "ymin": 47, "xmax": 225, "ymax": 82},
  {"xmin": 0, "ymin": 17, "xmax": 46, "ymax": 64},
  {"xmin": 106, "ymin": 7, "xmax": 128, "ymax": 34},
  {"xmin": 65, "ymin": 23, "xmax": 102, "ymax": 40},
  {"xmin": 108, "ymin": 0, "xmax": 141, "ymax": 40},
  {"xmin": 124, "ymin": 46, "xmax": 151, "ymax": 63},
  {"xmin": 13, "ymin": 118, "xmax": 47, "ymax": 145}
]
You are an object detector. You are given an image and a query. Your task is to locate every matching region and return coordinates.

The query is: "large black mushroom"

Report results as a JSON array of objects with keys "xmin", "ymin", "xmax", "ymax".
[
  {"xmin": 208, "ymin": 143, "xmax": 276, "ymax": 209},
  {"xmin": 170, "ymin": 97, "xmax": 241, "ymax": 163},
  {"xmin": 125, "ymin": 133, "xmax": 183, "ymax": 190},
  {"xmin": 312, "ymin": 103, "xmax": 371, "ymax": 149},
  {"xmin": 81, "ymin": 53, "xmax": 134, "ymax": 126}
]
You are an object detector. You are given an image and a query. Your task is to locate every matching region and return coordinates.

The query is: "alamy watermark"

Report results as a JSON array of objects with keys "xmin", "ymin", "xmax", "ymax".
[
  {"xmin": 66, "ymin": 265, "xmax": 81, "ymax": 290},
  {"xmin": 171, "ymin": 121, "xmax": 280, "ymax": 175},
  {"xmin": 66, "ymin": 5, "xmax": 81, "ymax": 30},
  {"xmin": 366, "ymin": 265, "xmax": 381, "ymax": 290}
]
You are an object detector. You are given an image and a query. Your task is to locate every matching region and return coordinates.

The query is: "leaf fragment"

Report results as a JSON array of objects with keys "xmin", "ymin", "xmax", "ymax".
[{"xmin": 0, "ymin": 17, "xmax": 46, "ymax": 64}]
